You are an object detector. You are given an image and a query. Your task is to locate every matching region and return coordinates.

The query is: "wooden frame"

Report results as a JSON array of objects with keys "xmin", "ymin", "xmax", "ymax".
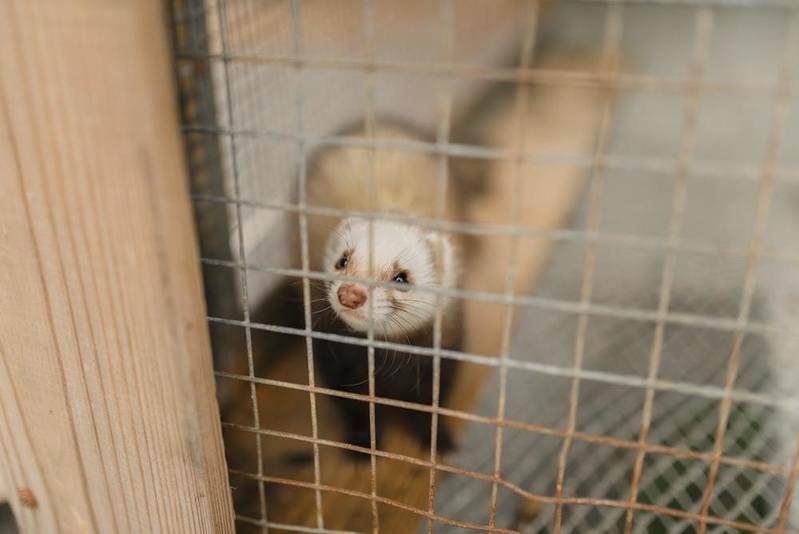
[{"xmin": 0, "ymin": 1, "xmax": 234, "ymax": 532}]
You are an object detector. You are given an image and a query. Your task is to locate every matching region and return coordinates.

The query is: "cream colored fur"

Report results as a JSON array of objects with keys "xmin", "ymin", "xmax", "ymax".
[
  {"xmin": 306, "ymin": 125, "xmax": 460, "ymax": 338},
  {"xmin": 306, "ymin": 125, "xmax": 460, "ymax": 271}
]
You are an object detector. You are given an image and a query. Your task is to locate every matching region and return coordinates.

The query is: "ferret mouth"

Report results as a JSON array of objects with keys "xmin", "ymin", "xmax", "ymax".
[{"xmin": 339, "ymin": 308, "xmax": 367, "ymax": 321}]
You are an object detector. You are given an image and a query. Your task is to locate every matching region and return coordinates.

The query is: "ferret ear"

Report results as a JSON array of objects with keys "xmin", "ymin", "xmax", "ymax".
[{"xmin": 425, "ymin": 232, "xmax": 454, "ymax": 284}]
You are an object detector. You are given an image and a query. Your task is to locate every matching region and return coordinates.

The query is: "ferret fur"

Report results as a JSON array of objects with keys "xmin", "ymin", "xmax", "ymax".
[{"xmin": 305, "ymin": 121, "xmax": 473, "ymax": 455}]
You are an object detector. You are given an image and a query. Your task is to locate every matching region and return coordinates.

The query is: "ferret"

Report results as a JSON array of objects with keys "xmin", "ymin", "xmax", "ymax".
[{"xmin": 306, "ymin": 121, "xmax": 472, "ymax": 455}]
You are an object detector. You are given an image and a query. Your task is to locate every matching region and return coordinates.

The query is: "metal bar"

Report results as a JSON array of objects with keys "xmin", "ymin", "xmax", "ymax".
[
  {"xmin": 488, "ymin": 0, "xmax": 541, "ymax": 527},
  {"xmin": 214, "ymin": 1, "xmax": 268, "ymax": 528},
  {"xmin": 362, "ymin": 0, "xmax": 380, "ymax": 530},
  {"xmin": 288, "ymin": 0, "xmax": 325, "ymax": 528},
  {"xmin": 696, "ymin": 10, "xmax": 799, "ymax": 533},
  {"xmin": 200, "ymin": 259, "xmax": 796, "ymax": 339},
  {"xmin": 209, "ymin": 316, "xmax": 799, "ymax": 414},
  {"xmin": 229, "ymin": 469, "xmax": 785, "ymax": 534},
  {"xmin": 216, "ymin": 372, "xmax": 795, "ymax": 480},
  {"xmin": 624, "ymin": 7, "xmax": 714, "ymax": 531},
  {"xmin": 552, "ymin": 5, "xmax": 623, "ymax": 531},
  {"xmin": 174, "ymin": 51, "xmax": 794, "ymax": 97},
  {"xmin": 426, "ymin": 1, "xmax": 455, "ymax": 531},
  {"xmin": 191, "ymin": 193, "xmax": 799, "ymax": 265}
]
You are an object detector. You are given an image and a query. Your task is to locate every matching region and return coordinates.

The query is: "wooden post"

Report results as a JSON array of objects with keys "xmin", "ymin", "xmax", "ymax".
[
  {"xmin": 0, "ymin": 1, "xmax": 234, "ymax": 532},
  {"xmin": 0, "ymin": 470, "xmax": 6, "ymax": 505}
]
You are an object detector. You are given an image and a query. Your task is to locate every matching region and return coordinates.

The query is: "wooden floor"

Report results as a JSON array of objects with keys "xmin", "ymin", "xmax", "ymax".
[{"xmin": 220, "ymin": 53, "xmax": 609, "ymax": 533}]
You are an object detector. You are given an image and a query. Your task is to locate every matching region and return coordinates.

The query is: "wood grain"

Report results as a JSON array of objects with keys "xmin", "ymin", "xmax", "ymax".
[
  {"xmin": 0, "ymin": 458, "xmax": 7, "ymax": 503},
  {"xmin": 0, "ymin": 1, "xmax": 234, "ymax": 532}
]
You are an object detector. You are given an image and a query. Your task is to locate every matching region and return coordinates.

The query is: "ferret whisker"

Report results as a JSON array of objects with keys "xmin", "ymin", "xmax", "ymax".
[
  {"xmin": 416, "ymin": 356, "xmax": 421, "ymax": 394},
  {"xmin": 390, "ymin": 313, "xmax": 414, "ymax": 340},
  {"xmin": 391, "ymin": 306, "xmax": 432, "ymax": 323},
  {"xmin": 339, "ymin": 376, "xmax": 370, "ymax": 388},
  {"xmin": 382, "ymin": 318, "xmax": 413, "ymax": 379},
  {"xmin": 375, "ymin": 328, "xmax": 398, "ymax": 376},
  {"xmin": 386, "ymin": 312, "xmax": 416, "ymax": 333},
  {"xmin": 390, "ymin": 314, "xmax": 418, "ymax": 344},
  {"xmin": 379, "ymin": 331, "xmax": 400, "ymax": 379},
  {"xmin": 383, "ymin": 314, "xmax": 409, "ymax": 341},
  {"xmin": 393, "ymin": 301, "xmax": 437, "ymax": 313},
  {"xmin": 396, "ymin": 298, "xmax": 438, "ymax": 308},
  {"xmin": 391, "ymin": 314, "xmax": 424, "ymax": 371},
  {"xmin": 392, "ymin": 301, "xmax": 429, "ymax": 313},
  {"xmin": 400, "ymin": 297, "xmax": 430, "ymax": 306},
  {"xmin": 390, "ymin": 310, "xmax": 426, "ymax": 326}
]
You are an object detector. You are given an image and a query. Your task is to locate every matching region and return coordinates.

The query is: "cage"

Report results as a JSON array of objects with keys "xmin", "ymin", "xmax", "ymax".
[
  {"xmin": 5, "ymin": 0, "xmax": 797, "ymax": 533},
  {"xmin": 166, "ymin": 0, "xmax": 799, "ymax": 533},
  {"xmin": 2, "ymin": 0, "xmax": 799, "ymax": 532}
]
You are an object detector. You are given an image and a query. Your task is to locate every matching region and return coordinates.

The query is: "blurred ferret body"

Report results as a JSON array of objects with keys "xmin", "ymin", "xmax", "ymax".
[{"xmin": 306, "ymin": 122, "xmax": 471, "ymax": 455}]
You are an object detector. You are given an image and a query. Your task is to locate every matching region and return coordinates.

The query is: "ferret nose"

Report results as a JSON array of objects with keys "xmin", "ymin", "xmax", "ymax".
[{"xmin": 337, "ymin": 284, "xmax": 367, "ymax": 309}]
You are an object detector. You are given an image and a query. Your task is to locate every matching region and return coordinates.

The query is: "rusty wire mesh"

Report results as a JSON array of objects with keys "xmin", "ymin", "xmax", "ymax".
[{"xmin": 170, "ymin": 0, "xmax": 799, "ymax": 532}]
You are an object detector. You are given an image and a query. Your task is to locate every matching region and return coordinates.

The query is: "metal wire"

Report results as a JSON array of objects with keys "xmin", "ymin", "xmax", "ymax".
[
  {"xmin": 170, "ymin": 0, "xmax": 799, "ymax": 532},
  {"xmin": 227, "ymin": 467, "xmax": 788, "ymax": 534},
  {"xmin": 199, "ymin": 259, "xmax": 796, "ymax": 340},
  {"xmin": 190, "ymin": 193, "xmax": 799, "ymax": 265},
  {"xmin": 696, "ymin": 9, "xmax": 799, "ymax": 534},
  {"xmin": 362, "ymin": 1, "xmax": 380, "ymax": 529},
  {"xmin": 489, "ymin": 1, "xmax": 540, "ymax": 527},
  {"xmin": 175, "ymin": 51, "xmax": 793, "ymax": 97},
  {"xmin": 180, "ymin": 126, "xmax": 799, "ymax": 187},
  {"xmin": 426, "ymin": 2, "xmax": 455, "ymax": 532},
  {"xmin": 288, "ymin": 0, "xmax": 326, "ymax": 528},
  {"xmin": 214, "ymin": 1, "xmax": 269, "ymax": 529},
  {"xmin": 553, "ymin": 5, "xmax": 622, "ymax": 532},
  {"xmin": 624, "ymin": 7, "xmax": 713, "ymax": 531}
]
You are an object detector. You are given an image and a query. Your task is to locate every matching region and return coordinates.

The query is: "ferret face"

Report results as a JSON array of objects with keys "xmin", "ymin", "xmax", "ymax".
[{"xmin": 323, "ymin": 218, "xmax": 452, "ymax": 339}]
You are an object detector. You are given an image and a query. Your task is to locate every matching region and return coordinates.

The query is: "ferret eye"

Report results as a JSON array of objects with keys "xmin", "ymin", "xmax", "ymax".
[
  {"xmin": 393, "ymin": 271, "xmax": 409, "ymax": 284},
  {"xmin": 335, "ymin": 253, "xmax": 349, "ymax": 270}
]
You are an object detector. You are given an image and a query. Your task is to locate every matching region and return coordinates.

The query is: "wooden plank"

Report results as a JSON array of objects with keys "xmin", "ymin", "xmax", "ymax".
[
  {"xmin": 0, "ymin": 2, "xmax": 234, "ymax": 532},
  {"xmin": 0, "ymin": 449, "xmax": 7, "ymax": 503}
]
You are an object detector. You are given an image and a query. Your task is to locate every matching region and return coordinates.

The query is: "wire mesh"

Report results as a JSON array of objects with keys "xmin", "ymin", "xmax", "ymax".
[{"xmin": 170, "ymin": 0, "xmax": 799, "ymax": 532}]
